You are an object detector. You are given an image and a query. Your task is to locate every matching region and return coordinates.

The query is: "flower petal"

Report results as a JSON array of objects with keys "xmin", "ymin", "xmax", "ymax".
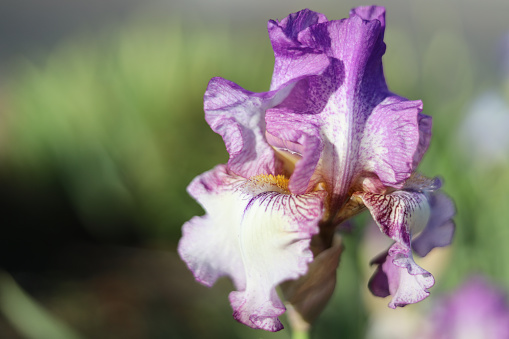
[
  {"xmin": 355, "ymin": 190, "xmax": 430, "ymax": 246},
  {"xmin": 355, "ymin": 190, "xmax": 435, "ymax": 307},
  {"xmin": 178, "ymin": 165, "xmax": 327, "ymax": 331},
  {"xmin": 350, "ymin": 6, "xmax": 386, "ymax": 29},
  {"xmin": 414, "ymin": 113, "xmax": 432, "ymax": 168},
  {"xmin": 412, "ymin": 191, "xmax": 456, "ymax": 257},
  {"xmin": 178, "ymin": 165, "xmax": 246, "ymax": 289},
  {"xmin": 359, "ymin": 98, "xmax": 426, "ymax": 187},
  {"xmin": 268, "ymin": 9, "xmax": 330, "ymax": 91},
  {"xmin": 264, "ymin": 7, "xmax": 429, "ymax": 210},
  {"xmin": 369, "ymin": 243, "xmax": 435, "ymax": 308},
  {"xmin": 204, "ymin": 77, "xmax": 295, "ymax": 178},
  {"xmin": 265, "ymin": 60, "xmax": 344, "ymax": 193}
]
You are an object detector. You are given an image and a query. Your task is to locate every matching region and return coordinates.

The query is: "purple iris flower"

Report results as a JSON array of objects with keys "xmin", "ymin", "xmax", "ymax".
[
  {"xmin": 178, "ymin": 6, "xmax": 455, "ymax": 331},
  {"xmin": 422, "ymin": 277, "xmax": 509, "ymax": 339}
]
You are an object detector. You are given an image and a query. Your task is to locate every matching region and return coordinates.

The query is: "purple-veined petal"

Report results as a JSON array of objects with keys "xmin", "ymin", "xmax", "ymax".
[
  {"xmin": 355, "ymin": 190, "xmax": 430, "ymax": 247},
  {"xmin": 412, "ymin": 191, "xmax": 456, "ymax": 257},
  {"xmin": 369, "ymin": 243, "xmax": 435, "ymax": 309},
  {"xmin": 355, "ymin": 190, "xmax": 434, "ymax": 307},
  {"xmin": 178, "ymin": 165, "xmax": 327, "ymax": 331}
]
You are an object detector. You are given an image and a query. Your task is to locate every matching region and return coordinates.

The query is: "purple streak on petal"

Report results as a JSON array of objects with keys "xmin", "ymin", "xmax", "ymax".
[
  {"xmin": 266, "ymin": 59, "xmax": 344, "ymax": 194},
  {"xmin": 356, "ymin": 190, "xmax": 429, "ymax": 247},
  {"xmin": 204, "ymin": 77, "xmax": 295, "ymax": 178},
  {"xmin": 414, "ymin": 113, "xmax": 432, "ymax": 168},
  {"xmin": 412, "ymin": 192, "xmax": 456, "ymax": 257}
]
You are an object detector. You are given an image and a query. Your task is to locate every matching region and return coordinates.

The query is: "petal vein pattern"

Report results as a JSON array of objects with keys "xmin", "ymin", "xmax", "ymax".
[{"xmin": 178, "ymin": 165, "xmax": 326, "ymax": 331}]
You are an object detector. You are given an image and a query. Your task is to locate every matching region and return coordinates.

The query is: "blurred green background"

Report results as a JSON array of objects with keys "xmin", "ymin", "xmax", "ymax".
[{"xmin": 1, "ymin": 0, "xmax": 509, "ymax": 338}]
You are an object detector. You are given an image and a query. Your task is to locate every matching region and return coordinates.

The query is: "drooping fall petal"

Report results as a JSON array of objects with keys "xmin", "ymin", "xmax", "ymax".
[
  {"xmin": 369, "ymin": 243, "xmax": 435, "ymax": 308},
  {"xmin": 178, "ymin": 165, "xmax": 326, "ymax": 331},
  {"xmin": 355, "ymin": 190, "xmax": 434, "ymax": 307}
]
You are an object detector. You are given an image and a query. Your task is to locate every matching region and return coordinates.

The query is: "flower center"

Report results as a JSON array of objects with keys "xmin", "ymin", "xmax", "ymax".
[{"xmin": 247, "ymin": 174, "xmax": 290, "ymax": 194}]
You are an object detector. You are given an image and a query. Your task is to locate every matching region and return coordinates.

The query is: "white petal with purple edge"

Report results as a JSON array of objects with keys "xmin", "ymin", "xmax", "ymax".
[
  {"xmin": 178, "ymin": 165, "xmax": 247, "ymax": 289},
  {"xmin": 178, "ymin": 165, "xmax": 326, "ymax": 331},
  {"xmin": 375, "ymin": 243, "xmax": 435, "ymax": 308}
]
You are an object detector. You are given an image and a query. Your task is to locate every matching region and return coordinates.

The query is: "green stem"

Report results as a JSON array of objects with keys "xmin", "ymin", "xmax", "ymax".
[
  {"xmin": 286, "ymin": 303, "xmax": 311, "ymax": 339},
  {"xmin": 292, "ymin": 328, "xmax": 310, "ymax": 339}
]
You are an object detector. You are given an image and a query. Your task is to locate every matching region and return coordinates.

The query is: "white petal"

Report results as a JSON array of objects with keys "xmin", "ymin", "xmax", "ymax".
[{"xmin": 178, "ymin": 165, "xmax": 326, "ymax": 331}]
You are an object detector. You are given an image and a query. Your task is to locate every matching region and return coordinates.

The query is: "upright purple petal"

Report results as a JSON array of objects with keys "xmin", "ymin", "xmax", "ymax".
[
  {"xmin": 265, "ymin": 61, "xmax": 343, "ymax": 193},
  {"xmin": 264, "ymin": 7, "xmax": 429, "ymax": 209},
  {"xmin": 350, "ymin": 6, "xmax": 386, "ymax": 30},
  {"xmin": 268, "ymin": 9, "xmax": 330, "ymax": 91}
]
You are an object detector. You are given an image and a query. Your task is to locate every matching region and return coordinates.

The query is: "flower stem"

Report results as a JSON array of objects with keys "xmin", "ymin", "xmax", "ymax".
[
  {"xmin": 286, "ymin": 304, "xmax": 311, "ymax": 339},
  {"xmin": 292, "ymin": 328, "xmax": 310, "ymax": 339}
]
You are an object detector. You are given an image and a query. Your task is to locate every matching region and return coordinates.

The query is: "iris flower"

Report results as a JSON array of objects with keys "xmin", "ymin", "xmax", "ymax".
[
  {"xmin": 178, "ymin": 6, "xmax": 455, "ymax": 332},
  {"xmin": 422, "ymin": 277, "xmax": 509, "ymax": 339}
]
